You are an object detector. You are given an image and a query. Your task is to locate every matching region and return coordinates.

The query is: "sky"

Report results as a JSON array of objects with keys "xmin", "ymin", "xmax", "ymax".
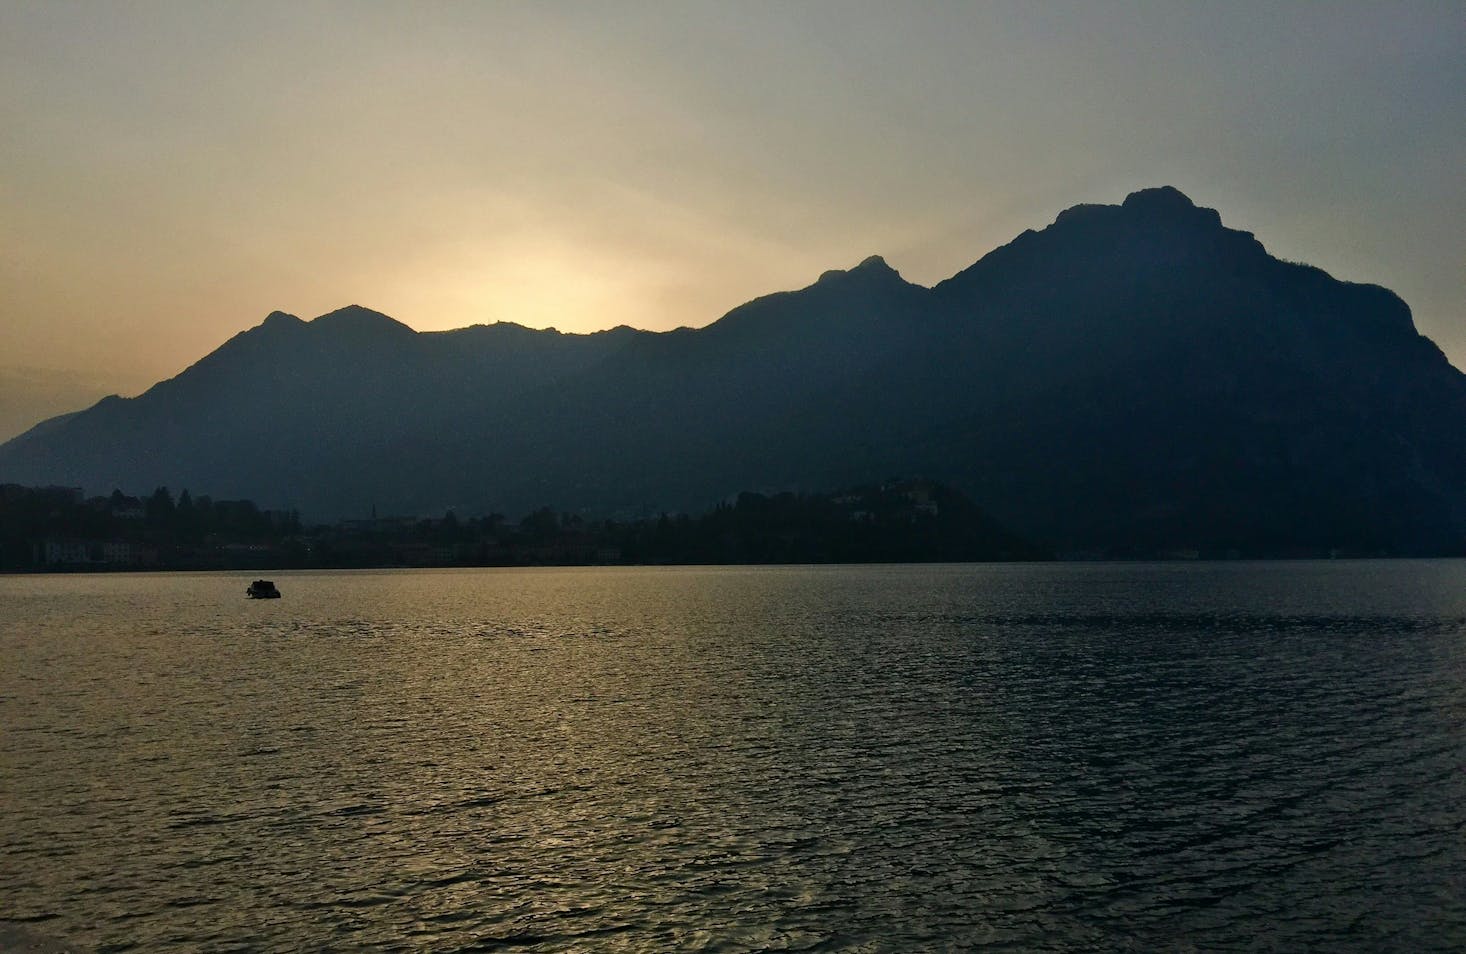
[{"xmin": 2, "ymin": 1, "xmax": 1462, "ymax": 438}]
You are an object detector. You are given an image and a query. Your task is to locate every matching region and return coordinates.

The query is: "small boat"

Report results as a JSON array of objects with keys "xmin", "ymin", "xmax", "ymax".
[{"xmin": 246, "ymin": 580, "xmax": 281, "ymax": 599}]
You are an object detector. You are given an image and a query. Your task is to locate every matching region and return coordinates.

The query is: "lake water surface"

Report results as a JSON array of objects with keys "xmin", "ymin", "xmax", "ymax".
[{"xmin": 2, "ymin": 562, "xmax": 1464, "ymax": 951}]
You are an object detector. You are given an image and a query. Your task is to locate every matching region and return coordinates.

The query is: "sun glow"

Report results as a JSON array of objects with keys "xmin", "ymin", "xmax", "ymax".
[{"xmin": 372, "ymin": 237, "xmax": 673, "ymax": 335}]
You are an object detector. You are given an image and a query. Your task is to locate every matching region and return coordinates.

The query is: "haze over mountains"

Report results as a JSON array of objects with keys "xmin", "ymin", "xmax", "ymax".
[{"xmin": 4, "ymin": 187, "xmax": 1464, "ymax": 556}]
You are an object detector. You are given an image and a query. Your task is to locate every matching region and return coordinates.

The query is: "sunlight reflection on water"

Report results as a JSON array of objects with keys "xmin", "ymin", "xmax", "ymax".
[{"xmin": 2, "ymin": 562, "xmax": 1465, "ymax": 951}]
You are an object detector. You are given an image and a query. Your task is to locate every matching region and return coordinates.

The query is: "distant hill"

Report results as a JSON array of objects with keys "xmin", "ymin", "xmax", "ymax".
[
  {"xmin": 3, "ymin": 186, "xmax": 1463, "ymax": 556},
  {"xmin": 0, "ymin": 366, "xmax": 145, "ymax": 443}
]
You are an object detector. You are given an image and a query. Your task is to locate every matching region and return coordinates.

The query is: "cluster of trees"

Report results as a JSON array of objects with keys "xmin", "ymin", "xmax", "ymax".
[
  {"xmin": 1, "ymin": 478, "xmax": 1045, "ymax": 571},
  {"xmin": 614, "ymin": 484, "xmax": 1045, "ymax": 564},
  {"xmin": 0, "ymin": 484, "xmax": 299, "ymax": 569},
  {"xmin": 131, "ymin": 486, "xmax": 300, "ymax": 541}
]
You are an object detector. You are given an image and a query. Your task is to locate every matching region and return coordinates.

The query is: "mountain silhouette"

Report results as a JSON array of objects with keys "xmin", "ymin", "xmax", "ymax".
[{"xmin": 4, "ymin": 187, "xmax": 1463, "ymax": 555}]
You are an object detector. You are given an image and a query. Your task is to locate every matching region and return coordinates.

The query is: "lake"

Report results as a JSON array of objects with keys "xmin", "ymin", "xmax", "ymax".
[{"xmin": 2, "ymin": 562, "xmax": 1464, "ymax": 951}]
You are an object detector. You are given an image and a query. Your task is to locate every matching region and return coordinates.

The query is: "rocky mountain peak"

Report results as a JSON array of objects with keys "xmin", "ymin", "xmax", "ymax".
[
  {"xmin": 817, "ymin": 254, "xmax": 904, "ymax": 286},
  {"xmin": 308, "ymin": 305, "xmax": 417, "ymax": 338},
  {"xmin": 1120, "ymin": 185, "xmax": 1223, "ymax": 229}
]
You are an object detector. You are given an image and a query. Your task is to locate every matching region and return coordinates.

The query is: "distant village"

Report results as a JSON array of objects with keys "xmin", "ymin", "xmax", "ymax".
[{"xmin": 0, "ymin": 479, "xmax": 1045, "ymax": 572}]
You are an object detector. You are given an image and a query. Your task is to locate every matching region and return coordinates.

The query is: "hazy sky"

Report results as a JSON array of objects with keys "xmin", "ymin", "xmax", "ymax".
[{"xmin": 2, "ymin": 1, "xmax": 1462, "ymax": 429}]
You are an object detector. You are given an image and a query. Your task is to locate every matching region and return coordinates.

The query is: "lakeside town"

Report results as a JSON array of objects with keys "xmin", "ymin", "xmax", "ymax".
[{"xmin": 1, "ymin": 479, "xmax": 1044, "ymax": 572}]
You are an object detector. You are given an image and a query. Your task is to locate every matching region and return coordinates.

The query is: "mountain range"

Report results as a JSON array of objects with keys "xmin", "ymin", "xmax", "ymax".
[{"xmin": 4, "ymin": 186, "xmax": 1464, "ymax": 556}]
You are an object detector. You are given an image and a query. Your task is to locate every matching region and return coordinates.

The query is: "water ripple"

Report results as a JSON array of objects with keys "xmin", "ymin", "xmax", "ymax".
[{"xmin": 2, "ymin": 562, "xmax": 1465, "ymax": 951}]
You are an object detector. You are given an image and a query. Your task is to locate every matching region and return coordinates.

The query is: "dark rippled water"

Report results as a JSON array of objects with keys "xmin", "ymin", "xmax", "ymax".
[{"xmin": 2, "ymin": 562, "xmax": 1464, "ymax": 951}]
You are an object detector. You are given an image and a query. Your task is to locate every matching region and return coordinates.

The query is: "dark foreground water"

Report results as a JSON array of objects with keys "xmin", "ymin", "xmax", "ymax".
[{"xmin": 2, "ymin": 562, "xmax": 1464, "ymax": 952}]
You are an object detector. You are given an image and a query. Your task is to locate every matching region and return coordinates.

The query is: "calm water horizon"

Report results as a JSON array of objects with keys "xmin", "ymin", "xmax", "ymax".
[{"xmin": 2, "ymin": 562, "xmax": 1464, "ymax": 951}]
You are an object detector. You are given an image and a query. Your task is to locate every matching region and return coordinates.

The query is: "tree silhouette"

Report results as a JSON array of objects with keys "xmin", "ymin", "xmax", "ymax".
[{"xmin": 146, "ymin": 486, "xmax": 175, "ymax": 524}]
